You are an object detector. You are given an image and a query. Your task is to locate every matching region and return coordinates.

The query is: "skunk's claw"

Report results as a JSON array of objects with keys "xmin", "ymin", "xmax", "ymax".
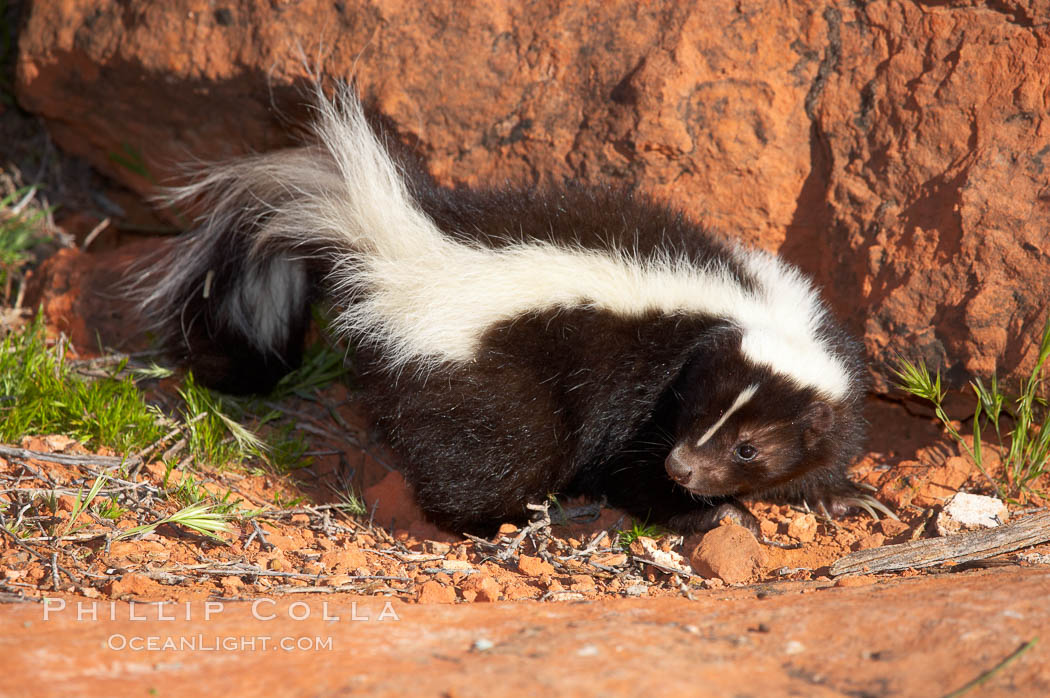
[
  {"xmin": 847, "ymin": 494, "xmax": 898, "ymax": 521},
  {"xmin": 834, "ymin": 494, "xmax": 899, "ymax": 522},
  {"xmin": 806, "ymin": 491, "xmax": 898, "ymax": 522}
]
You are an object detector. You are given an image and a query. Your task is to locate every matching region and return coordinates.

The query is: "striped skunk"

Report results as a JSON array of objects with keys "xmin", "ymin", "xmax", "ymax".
[{"xmin": 139, "ymin": 85, "xmax": 887, "ymax": 536}]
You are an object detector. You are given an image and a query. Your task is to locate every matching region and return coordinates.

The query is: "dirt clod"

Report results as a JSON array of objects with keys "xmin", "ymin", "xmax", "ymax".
[
  {"xmin": 852, "ymin": 533, "xmax": 886, "ymax": 551},
  {"xmin": 417, "ymin": 580, "xmax": 457, "ymax": 604},
  {"xmin": 879, "ymin": 518, "xmax": 911, "ymax": 539},
  {"xmin": 106, "ymin": 573, "xmax": 164, "ymax": 600},
  {"xmin": 786, "ymin": 513, "xmax": 818, "ymax": 543},
  {"xmin": 462, "ymin": 575, "xmax": 502, "ymax": 602},
  {"xmin": 689, "ymin": 525, "xmax": 766, "ymax": 584},
  {"xmin": 320, "ymin": 546, "xmax": 367, "ymax": 573},
  {"xmin": 517, "ymin": 555, "xmax": 556, "ymax": 577}
]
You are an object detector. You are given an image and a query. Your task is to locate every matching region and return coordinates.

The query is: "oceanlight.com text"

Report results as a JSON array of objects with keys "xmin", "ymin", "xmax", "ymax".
[{"xmin": 107, "ymin": 634, "xmax": 335, "ymax": 652}]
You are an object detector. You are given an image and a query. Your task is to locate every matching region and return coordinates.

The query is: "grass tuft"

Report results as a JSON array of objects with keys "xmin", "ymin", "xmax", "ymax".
[
  {"xmin": 617, "ymin": 518, "xmax": 665, "ymax": 550},
  {"xmin": 61, "ymin": 473, "xmax": 109, "ymax": 537},
  {"xmin": 0, "ymin": 185, "xmax": 52, "ymax": 302},
  {"xmin": 269, "ymin": 337, "xmax": 349, "ymax": 400},
  {"xmin": 0, "ymin": 315, "xmax": 166, "ymax": 452},
  {"xmin": 892, "ymin": 311, "xmax": 1050, "ymax": 502},
  {"xmin": 177, "ymin": 373, "xmax": 263, "ymax": 466},
  {"xmin": 178, "ymin": 372, "xmax": 316, "ymax": 473},
  {"xmin": 95, "ymin": 496, "xmax": 127, "ymax": 521},
  {"xmin": 1, "ymin": 305, "xmax": 352, "ymax": 540},
  {"xmin": 114, "ymin": 501, "xmax": 233, "ymax": 543}
]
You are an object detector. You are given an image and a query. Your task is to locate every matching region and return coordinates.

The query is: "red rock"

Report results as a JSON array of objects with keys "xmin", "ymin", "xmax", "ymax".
[
  {"xmin": 22, "ymin": 244, "xmax": 159, "ymax": 354},
  {"xmin": 786, "ymin": 514, "xmax": 818, "ymax": 543},
  {"xmin": 569, "ymin": 575, "xmax": 596, "ymax": 592},
  {"xmin": 589, "ymin": 552, "xmax": 627, "ymax": 568},
  {"xmin": 42, "ymin": 435, "xmax": 76, "ymax": 452},
  {"xmin": 758, "ymin": 519, "xmax": 779, "ymax": 538},
  {"xmin": 256, "ymin": 528, "xmax": 296, "ymax": 551},
  {"xmin": 220, "ymin": 575, "xmax": 244, "ymax": 592},
  {"xmin": 878, "ymin": 518, "xmax": 911, "ymax": 539},
  {"xmin": 106, "ymin": 541, "xmax": 144, "ymax": 559},
  {"xmin": 912, "ymin": 456, "xmax": 974, "ymax": 508},
  {"xmin": 852, "ymin": 533, "xmax": 886, "ymax": 552},
  {"xmin": 689, "ymin": 524, "xmax": 766, "ymax": 585},
  {"xmin": 502, "ymin": 583, "xmax": 540, "ymax": 601},
  {"xmin": 406, "ymin": 520, "xmax": 458, "ymax": 544},
  {"xmin": 9, "ymin": 570, "xmax": 1050, "ymax": 695},
  {"xmin": 14, "ymin": 0, "xmax": 815, "ymax": 254},
  {"xmin": 516, "ymin": 555, "xmax": 555, "ymax": 578},
  {"xmin": 474, "ymin": 582, "xmax": 501, "ymax": 604},
  {"xmin": 107, "ymin": 572, "xmax": 165, "ymax": 600},
  {"xmin": 417, "ymin": 580, "xmax": 456, "ymax": 604},
  {"xmin": 879, "ymin": 468, "xmax": 919, "ymax": 510},
  {"xmin": 801, "ymin": 3, "xmax": 1050, "ymax": 392},
  {"xmin": 461, "ymin": 575, "xmax": 502, "ymax": 603},
  {"xmin": 17, "ymin": 1, "xmax": 1050, "ymax": 390},
  {"xmin": 320, "ymin": 545, "xmax": 367, "ymax": 573}
]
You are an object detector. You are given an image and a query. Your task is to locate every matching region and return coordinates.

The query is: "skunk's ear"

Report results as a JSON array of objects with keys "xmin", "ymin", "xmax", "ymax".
[{"xmin": 802, "ymin": 401, "xmax": 834, "ymax": 449}]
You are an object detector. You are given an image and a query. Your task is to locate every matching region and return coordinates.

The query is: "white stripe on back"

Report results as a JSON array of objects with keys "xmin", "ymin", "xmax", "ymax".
[{"xmin": 156, "ymin": 86, "xmax": 854, "ymax": 399}]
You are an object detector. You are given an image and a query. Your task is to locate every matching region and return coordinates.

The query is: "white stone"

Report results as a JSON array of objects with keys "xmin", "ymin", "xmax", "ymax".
[
  {"xmin": 637, "ymin": 536, "xmax": 693, "ymax": 576},
  {"xmin": 935, "ymin": 492, "xmax": 1009, "ymax": 536}
]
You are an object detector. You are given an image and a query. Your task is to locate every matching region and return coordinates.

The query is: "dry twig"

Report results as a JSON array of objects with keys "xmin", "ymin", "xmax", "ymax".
[{"xmin": 831, "ymin": 511, "xmax": 1050, "ymax": 576}]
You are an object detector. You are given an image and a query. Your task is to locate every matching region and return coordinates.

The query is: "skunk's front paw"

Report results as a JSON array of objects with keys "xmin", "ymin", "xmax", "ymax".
[{"xmin": 668, "ymin": 500, "xmax": 760, "ymax": 538}]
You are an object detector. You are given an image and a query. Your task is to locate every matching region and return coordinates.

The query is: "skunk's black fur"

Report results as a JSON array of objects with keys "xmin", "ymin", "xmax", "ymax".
[{"xmin": 140, "ymin": 87, "xmax": 875, "ymax": 535}]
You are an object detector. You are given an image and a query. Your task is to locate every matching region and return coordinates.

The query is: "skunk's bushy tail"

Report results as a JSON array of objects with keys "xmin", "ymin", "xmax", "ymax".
[
  {"xmin": 137, "ymin": 86, "xmax": 436, "ymax": 393},
  {"xmin": 139, "ymin": 85, "xmax": 860, "ymax": 402}
]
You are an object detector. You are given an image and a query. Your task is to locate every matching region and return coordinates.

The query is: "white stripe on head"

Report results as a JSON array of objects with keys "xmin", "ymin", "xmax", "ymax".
[{"xmin": 695, "ymin": 384, "xmax": 759, "ymax": 447}]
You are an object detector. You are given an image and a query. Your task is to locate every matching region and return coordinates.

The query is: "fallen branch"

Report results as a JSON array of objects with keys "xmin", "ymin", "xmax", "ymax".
[
  {"xmin": 633, "ymin": 557, "xmax": 693, "ymax": 577},
  {"xmin": 145, "ymin": 561, "xmax": 410, "ymax": 583},
  {"xmin": 830, "ymin": 510, "xmax": 1050, "ymax": 576},
  {"xmin": 268, "ymin": 584, "xmax": 411, "ymax": 596},
  {"xmin": 0, "ymin": 445, "xmax": 129, "ymax": 469}
]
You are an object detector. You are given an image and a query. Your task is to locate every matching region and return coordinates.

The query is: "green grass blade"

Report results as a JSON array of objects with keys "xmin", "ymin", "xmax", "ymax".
[
  {"xmin": 114, "ymin": 501, "xmax": 232, "ymax": 542},
  {"xmin": 61, "ymin": 473, "xmax": 108, "ymax": 537}
]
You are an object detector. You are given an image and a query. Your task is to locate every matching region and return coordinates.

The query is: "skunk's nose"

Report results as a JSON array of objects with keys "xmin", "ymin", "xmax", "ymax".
[{"xmin": 664, "ymin": 447, "xmax": 693, "ymax": 485}]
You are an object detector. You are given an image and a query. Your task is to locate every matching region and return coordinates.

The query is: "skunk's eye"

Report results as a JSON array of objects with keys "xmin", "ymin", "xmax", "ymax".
[{"xmin": 733, "ymin": 443, "xmax": 758, "ymax": 462}]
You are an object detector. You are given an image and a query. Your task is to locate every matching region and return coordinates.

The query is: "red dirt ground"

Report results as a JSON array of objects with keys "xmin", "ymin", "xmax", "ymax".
[
  {"xmin": 3, "ymin": 568, "xmax": 1049, "ymax": 697},
  {"xmin": 1, "ymin": 245, "xmax": 1048, "ymax": 697}
]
